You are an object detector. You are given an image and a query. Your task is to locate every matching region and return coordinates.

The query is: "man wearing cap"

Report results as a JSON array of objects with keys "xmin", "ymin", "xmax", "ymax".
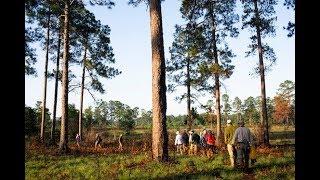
[
  {"xmin": 224, "ymin": 119, "xmax": 236, "ymax": 167},
  {"xmin": 231, "ymin": 121, "xmax": 252, "ymax": 170}
]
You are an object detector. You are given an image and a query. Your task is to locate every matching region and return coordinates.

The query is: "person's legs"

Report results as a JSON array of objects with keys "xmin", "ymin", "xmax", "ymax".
[
  {"xmin": 244, "ymin": 146, "xmax": 250, "ymax": 169},
  {"xmin": 227, "ymin": 144, "xmax": 235, "ymax": 167},
  {"xmin": 194, "ymin": 144, "xmax": 198, "ymax": 155},
  {"xmin": 236, "ymin": 143, "xmax": 244, "ymax": 168},
  {"xmin": 183, "ymin": 143, "xmax": 188, "ymax": 154}
]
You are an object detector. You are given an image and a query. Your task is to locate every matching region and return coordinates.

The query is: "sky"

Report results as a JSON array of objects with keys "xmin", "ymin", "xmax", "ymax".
[{"xmin": 25, "ymin": 0, "xmax": 295, "ymax": 117}]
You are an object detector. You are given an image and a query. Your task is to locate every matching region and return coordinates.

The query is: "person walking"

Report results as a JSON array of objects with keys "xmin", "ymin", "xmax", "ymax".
[
  {"xmin": 175, "ymin": 131, "xmax": 183, "ymax": 155},
  {"xmin": 224, "ymin": 119, "xmax": 236, "ymax": 167},
  {"xmin": 95, "ymin": 133, "xmax": 102, "ymax": 149},
  {"xmin": 188, "ymin": 130, "xmax": 200, "ymax": 155},
  {"xmin": 181, "ymin": 129, "xmax": 189, "ymax": 154},
  {"xmin": 231, "ymin": 121, "xmax": 252, "ymax": 170}
]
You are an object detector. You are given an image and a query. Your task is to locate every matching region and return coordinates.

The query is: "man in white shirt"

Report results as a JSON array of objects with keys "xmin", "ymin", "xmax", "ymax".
[{"xmin": 175, "ymin": 131, "xmax": 183, "ymax": 155}]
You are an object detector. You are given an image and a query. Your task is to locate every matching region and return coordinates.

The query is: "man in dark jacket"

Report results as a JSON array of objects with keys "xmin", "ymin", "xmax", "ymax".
[{"xmin": 181, "ymin": 129, "xmax": 189, "ymax": 154}]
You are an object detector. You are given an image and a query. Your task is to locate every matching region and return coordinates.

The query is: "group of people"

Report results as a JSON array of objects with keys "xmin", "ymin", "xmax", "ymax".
[
  {"xmin": 225, "ymin": 119, "xmax": 257, "ymax": 169},
  {"xmin": 75, "ymin": 133, "xmax": 103, "ymax": 149},
  {"xmin": 174, "ymin": 128, "xmax": 217, "ymax": 157},
  {"xmin": 75, "ymin": 133, "xmax": 124, "ymax": 151},
  {"xmin": 175, "ymin": 119, "xmax": 257, "ymax": 170}
]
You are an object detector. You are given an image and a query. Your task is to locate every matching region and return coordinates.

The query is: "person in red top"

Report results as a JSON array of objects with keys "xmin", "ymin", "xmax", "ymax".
[{"xmin": 204, "ymin": 130, "xmax": 216, "ymax": 157}]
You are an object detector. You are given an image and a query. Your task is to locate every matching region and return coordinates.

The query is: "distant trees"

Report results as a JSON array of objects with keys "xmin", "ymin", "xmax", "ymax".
[
  {"xmin": 68, "ymin": 104, "xmax": 80, "ymax": 139},
  {"xmin": 243, "ymin": 96, "xmax": 259, "ymax": 125},
  {"xmin": 232, "ymin": 97, "xmax": 243, "ymax": 123},
  {"xmin": 273, "ymin": 96, "xmax": 291, "ymax": 124},
  {"xmin": 25, "ymin": 106, "xmax": 38, "ymax": 136},
  {"xmin": 136, "ymin": 109, "xmax": 152, "ymax": 128},
  {"xmin": 222, "ymin": 94, "xmax": 232, "ymax": 124},
  {"xmin": 273, "ymin": 80, "xmax": 295, "ymax": 124},
  {"xmin": 83, "ymin": 106, "xmax": 94, "ymax": 129}
]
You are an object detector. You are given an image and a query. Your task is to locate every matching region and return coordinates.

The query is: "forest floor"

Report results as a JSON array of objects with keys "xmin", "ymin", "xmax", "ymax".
[{"xmin": 25, "ymin": 126, "xmax": 295, "ymax": 179}]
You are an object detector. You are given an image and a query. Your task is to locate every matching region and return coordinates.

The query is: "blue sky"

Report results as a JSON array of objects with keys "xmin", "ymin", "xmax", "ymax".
[{"xmin": 25, "ymin": 0, "xmax": 295, "ymax": 117}]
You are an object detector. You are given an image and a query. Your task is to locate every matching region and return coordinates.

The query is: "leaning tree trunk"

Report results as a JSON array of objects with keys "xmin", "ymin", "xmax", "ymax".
[
  {"xmin": 149, "ymin": 0, "xmax": 168, "ymax": 162},
  {"xmin": 254, "ymin": 0, "xmax": 269, "ymax": 146},
  {"xmin": 59, "ymin": 1, "xmax": 70, "ymax": 153},
  {"xmin": 78, "ymin": 45, "xmax": 87, "ymax": 141},
  {"xmin": 50, "ymin": 26, "xmax": 61, "ymax": 143},
  {"xmin": 40, "ymin": 11, "xmax": 51, "ymax": 142},
  {"xmin": 211, "ymin": 14, "xmax": 222, "ymax": 146},
  {"xmin": 186, "ymin": 57, "xmax": 192, "ymax": 131}
]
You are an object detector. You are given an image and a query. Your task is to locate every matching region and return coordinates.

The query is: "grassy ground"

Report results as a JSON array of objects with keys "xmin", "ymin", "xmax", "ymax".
[
  {"xmin": 25, "ymin": 144, "xmax": 294, "ymax": 179},
  {"xmin": 26, "ymin": 126, "xmax": 295, "ymax": 179}
]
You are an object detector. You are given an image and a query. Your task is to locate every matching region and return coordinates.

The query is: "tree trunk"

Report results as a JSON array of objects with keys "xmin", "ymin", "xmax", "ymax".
[
  {"xmin": 59, "ymin": 1, "xmax": 70, "ymax": 153},
  {"xmin": 186, "ymin": 57, "xmax": 192, "ymax": 131},
  {"xmin": 254, "ymin": 0, "xmax": 269, "ymax": 146},
  {"xmin": 149, "ymin": 0, "xmax": 168, "ymax": 162},
  {"xmin": 40, "ymin": 11, "xmax": 51, "ymax": 142},
  {"xmin": 79, "ymin": 45, "xmax": 87, "ymax": 141},
  {"xmin": 211, "ymin": 13, "xmax": 222, "ymax": 146},
  {"xmin": 50, "ymin": 26, "xmax": 61, "ymax": 143}
]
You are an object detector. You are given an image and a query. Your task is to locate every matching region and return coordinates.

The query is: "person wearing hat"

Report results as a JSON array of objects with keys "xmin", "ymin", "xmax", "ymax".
[
  {"xmin": 175, "ymin": 131, "xmax": 183, "ymax": 155},
  {"xmin": 231, "ymin": 120, "xmax": 252, "ymax": 170},
  {"xmin": 224, "ymin": 119, "xmax": 236, "ymax": 167}
]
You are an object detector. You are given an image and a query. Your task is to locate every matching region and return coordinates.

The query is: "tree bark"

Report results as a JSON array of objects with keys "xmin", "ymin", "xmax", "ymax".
[
  {"xmin": 59, "ymin": 0, "xmax": 70, "ymax": 153},
  {"xmin": 211, "ymin": 13, "xmax": 222, "ymax": 146},
  {"xmin": 40, "ymin": 11, "xmax": 51, "ymax": 142},
  {"xmin": 186, "ymin": 57, "xmax": 192, "ymax": 131},
  {"xmin": 149, "ymin": 0, "xmax": 168, "ymax": 162},
  {"xmin": 79, "ymin": 45, "xmax": 87, "ymax": 141},
  {"xmin": 254, "ymin": 0, "xmax": 269, "ymax": 145},
  {"xmin": 50, "ymin": 25, "xmax": 61, "ymax": 143}
]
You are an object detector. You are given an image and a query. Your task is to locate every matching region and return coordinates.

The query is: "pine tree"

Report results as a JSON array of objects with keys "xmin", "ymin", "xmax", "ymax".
[{"xmin": 241, "ymin": 0, "xmax": 278, "ymax": 145}]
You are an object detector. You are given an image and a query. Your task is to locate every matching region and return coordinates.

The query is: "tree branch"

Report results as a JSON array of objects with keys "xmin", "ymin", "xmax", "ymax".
[{"xmin": 85, "ymin": 87, "xmax": 97, "ymax": 102}]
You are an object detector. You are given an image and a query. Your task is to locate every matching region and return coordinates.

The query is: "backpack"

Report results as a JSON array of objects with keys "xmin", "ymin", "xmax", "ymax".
[{"xmin": 206, "ymin": 133, "xmax": 215, "ymax": 145}]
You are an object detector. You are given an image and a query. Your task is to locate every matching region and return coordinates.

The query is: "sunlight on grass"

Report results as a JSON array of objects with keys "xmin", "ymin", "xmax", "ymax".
[{"xmin": 26, "ymin": 146, "xmax": 295, "ymax": 179}]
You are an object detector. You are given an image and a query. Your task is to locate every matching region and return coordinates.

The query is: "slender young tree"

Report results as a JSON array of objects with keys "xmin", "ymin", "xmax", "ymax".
[
  {"xmin": 73, "ymin": 7, "xmax": 121, "ymax": 140},
  {"xmin": 241, "ymin": 0, "xmax": 278, "ymax": 145},
  {"xmin": 25, "ymin": 0, "xmax": 54, "ymax": 142},
  {"xmin": 128, "ymin": 0, "xmax": 168, "ymax": 161},
  {"xmin": 50, "ymin": 22, "xmax": 62, "ymax": 143},
  {"xmin": 40, "ymin": 7, "xmax": 51, "ymax": 142},
  {"xmin": 167, "ymin": 0, "xmax": 205, "ymax": 130},
  {"xmin": 196, "ymin": 0, "xmax": 239, "ymax": 145}
]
